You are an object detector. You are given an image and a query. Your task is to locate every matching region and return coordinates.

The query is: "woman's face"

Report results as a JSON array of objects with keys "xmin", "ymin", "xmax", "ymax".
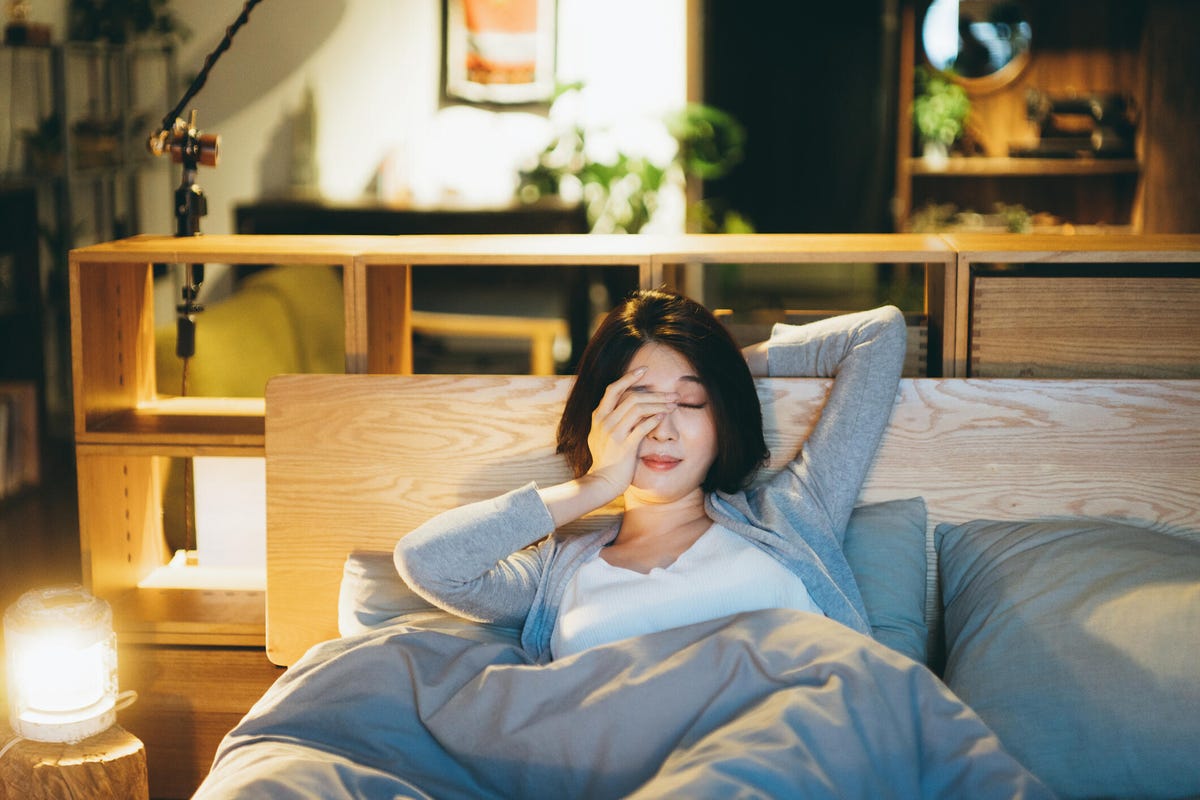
[{"xmin": 623, "ymin": 342, "xmax": 718, "ymax": 504}]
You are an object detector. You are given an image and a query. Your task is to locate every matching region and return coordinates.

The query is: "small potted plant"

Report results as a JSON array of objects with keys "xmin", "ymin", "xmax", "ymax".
[{"xmin": 912, "ymin": 65, "xmax": 970, "ymax": 165}]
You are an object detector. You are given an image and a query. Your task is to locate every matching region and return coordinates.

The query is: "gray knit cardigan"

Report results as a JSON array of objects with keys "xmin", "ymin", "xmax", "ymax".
[{"xmin": 394, "ymin": 305, "xmax": 908, "ymax": 663}]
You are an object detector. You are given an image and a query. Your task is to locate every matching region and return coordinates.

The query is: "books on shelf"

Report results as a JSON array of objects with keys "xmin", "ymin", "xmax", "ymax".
[{"xmin": 0, "ymin": 381, "xmax": 39, "ymax": 500}]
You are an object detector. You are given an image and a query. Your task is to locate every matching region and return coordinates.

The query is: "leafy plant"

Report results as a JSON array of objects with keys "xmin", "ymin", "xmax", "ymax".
[
  {"xmin": 908, "ymin": 201, "xmax": 1031, "ymax": 233},
  {"xmin": 912, "ymin": 65, "xmax": 970, "ymax": 148},
  {"xmin": 664, "ymin": 103, "xmax": 745, "ymax": 182},
  {"xmin": 517, "ymin": 88, "xmax": 752, "ymax": 234}
]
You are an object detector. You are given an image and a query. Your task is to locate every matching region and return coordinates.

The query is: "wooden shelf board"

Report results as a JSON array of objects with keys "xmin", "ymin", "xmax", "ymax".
[
  {"xmin": 361, "ymin": 234, "xmax": 654, "ymax": 265},
  {"xmin": 79, "ymin": 396, "xmax": 266, "ymax": 448},
  {"xmin": 908, "ymin": 157, "xmax": 1140, "ymax": 177},
  {"xmin": 941, "ymin": 233, "xmax": 1200, "ymax": 262},
  {"xmin": 71, "ymin": 233, "xmax": 959, "ymax": 268},
  {"xmin": 72, "ymin": 233, "xmax": 654, "ymax": 266},
  {"xmin": 646, "ymin": 233, "xmax": 954, "ymax": 264},
  {"xmin": 70, "ymin": 234, "xmax": 371, "ymax": 265},
  {"xmin": 109, "ymin": 585, "xmax": 265, "ymax": 646}
]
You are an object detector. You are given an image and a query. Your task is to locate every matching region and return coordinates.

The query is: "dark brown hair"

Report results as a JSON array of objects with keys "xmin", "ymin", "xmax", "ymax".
[{"xmin": 556, "ymin": 289, "xmax": 768, "ymax": 493}]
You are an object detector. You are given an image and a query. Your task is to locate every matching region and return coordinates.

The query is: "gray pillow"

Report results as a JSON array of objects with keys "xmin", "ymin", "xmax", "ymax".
[
  {"xmin": 937, "ymin": 518, "xmax": 1200, "ymax": 800},
  {"xmin": 843, "ymin": 496, "xmax": 929, "ymax": 664},
  {"xmin": 338, "ymin": 550, "xmax": 435, "ymax": 635},
  {"xmin": 338, "ymin": 550, "xmax": 521, "ymax": 644}
]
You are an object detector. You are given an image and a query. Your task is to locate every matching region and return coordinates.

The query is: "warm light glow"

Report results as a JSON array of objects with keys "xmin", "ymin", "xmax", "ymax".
[
  {"xmin": 9, "ymin": 636, "xmax": 109, "ymax": 713},
  {"xmin": 4, "ymin": 585, "xmax": 119, "ymax": 743}
]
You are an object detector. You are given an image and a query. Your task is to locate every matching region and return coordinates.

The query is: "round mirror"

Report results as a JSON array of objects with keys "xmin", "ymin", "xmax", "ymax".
[{"xmin": 922, "ymin": 0, "xmax": 1032, "ymax": 93}]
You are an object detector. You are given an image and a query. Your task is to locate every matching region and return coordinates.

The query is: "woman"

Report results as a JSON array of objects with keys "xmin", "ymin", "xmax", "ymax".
[{"xmin": 394, "ymin": 290, "xmax": 907, "ymax": 662}]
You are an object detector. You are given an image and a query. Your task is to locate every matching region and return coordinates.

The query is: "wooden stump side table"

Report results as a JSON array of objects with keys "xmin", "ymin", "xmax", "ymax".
[{"xmin": 0, "ymin": 724, "xmax": 149, "ymax": 800}]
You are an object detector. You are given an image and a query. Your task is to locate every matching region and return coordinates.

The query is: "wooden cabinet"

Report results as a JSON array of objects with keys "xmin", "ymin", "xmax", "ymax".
[
  {"xmin": 943, "ymin": 233, "xmax": 1200, "ymax": 377},
  {"xmin": 894, "ymin": 1, "xmax": 1147, "ymax": 233}
]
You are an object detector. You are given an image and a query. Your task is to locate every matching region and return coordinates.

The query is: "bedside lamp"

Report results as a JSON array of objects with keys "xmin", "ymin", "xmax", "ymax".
[{"xmin": 4, "ymin": 585, "xmax": 128, "ymax": 744}]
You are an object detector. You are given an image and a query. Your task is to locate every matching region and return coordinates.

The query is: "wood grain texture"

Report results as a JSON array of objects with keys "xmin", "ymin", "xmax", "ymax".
[
  {"xmin": 69, "ymin": 233, "xmax": 954, "ymax": 267},
  {"xmin": 116, "ymin": 645, "xmax": 282, "ymax": 800},
  {"xmin": 971, "ymin": 276, "xmax": 1200, "ymax": 377},
  {"xmin": 69, "ymin": 261, "xmax": 156, "ymax": 433},
  {"xmin": 0, "ymin": 724, "xmax": 148, "ymax": 800},
  {"xmin": 265, "ymin": 373, "xmax": 1200, "ymax": 666},
  {"xmin": 943, "ymin": 233, "xmax": 1200, "ymax": 262}
]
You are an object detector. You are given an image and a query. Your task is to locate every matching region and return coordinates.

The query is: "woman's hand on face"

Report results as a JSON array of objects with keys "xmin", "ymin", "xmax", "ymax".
[{"xmin": 585, "ymin": 366, "xmax": 677, "ymax": 496}]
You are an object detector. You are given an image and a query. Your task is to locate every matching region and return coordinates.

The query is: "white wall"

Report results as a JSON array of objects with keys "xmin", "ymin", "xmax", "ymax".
[{"xmin": 32, "ymin": 0, "xmax": 688, "ymax": 236}]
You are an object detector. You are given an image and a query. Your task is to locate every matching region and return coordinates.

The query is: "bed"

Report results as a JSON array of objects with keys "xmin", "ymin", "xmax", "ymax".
[{"xmin": 193, "ymin": 374, "xmax": 1200, "ymax": 799}]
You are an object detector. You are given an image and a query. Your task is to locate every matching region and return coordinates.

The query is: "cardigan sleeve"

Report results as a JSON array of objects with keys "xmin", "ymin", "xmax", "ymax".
[
  {"xmin": 393, "ymin": 482, "xmax": 555, "ymax": 628},
  {"xmin": 759, "ymin": 305, "xmax": 907, "ymax": 544}
]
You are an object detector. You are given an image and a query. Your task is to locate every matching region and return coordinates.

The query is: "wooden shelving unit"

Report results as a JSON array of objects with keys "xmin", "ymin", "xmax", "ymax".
[
  {"xmin": 894, "ymin": 1, "xmax": 1147, "ymax": 232},
  {"xmin": 68, "ymin": 233, "xmax": 956, "ymax": 639},
  {"xmin": 69, "ymin": 231, "xmax": 1199, "ymax": 797}
]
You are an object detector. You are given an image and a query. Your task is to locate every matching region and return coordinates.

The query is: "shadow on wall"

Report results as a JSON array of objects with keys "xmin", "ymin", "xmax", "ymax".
[
  {"xmin": 175, "ymin": 0, "xmax": 347, "ymax": 127},
  {"xmin": 258, "ymin": 91, "xmax": 318, "ymax": 198}
]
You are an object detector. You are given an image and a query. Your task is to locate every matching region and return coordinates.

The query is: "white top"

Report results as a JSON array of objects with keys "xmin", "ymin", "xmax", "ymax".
[{"xmin": 551, "ymin": 524, "xmax": 823, "ymax": 659}]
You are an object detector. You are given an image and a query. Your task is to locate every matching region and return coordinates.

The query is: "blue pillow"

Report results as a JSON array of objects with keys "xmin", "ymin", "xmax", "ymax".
[
  {"xmin": 843, "ymin": 497, "xmax": 929, "ymax": 664},
  {"xmin": 937, "ymin": 518, "xmax": 1200, "ymax": 799}
]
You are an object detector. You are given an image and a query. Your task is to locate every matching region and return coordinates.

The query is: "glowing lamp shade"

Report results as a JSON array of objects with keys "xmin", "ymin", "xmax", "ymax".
[{"xmin": 4, "ymin": 585, "xmax": 119, "ymax": 743}]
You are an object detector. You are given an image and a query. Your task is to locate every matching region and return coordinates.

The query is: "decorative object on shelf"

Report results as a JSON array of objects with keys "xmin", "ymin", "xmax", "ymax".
[
  {"xmin": 912, "ymin": 64, "xmax": 971, "ymax": 165},
  {"xmin": 71, "ymin": 115, "xmax": 123, "ymax": 168},
  {"xmin": 1011, "ymin": 89, "xmax": 1138, "ymax": 159},
  {"xmin": 67, "ymin": 0, "xmax": 188, "ymax": 43},
  {"xmin": 442, "ymin": 0, "xmax": 557, "ymax": 106},
  {"xmin": 20, "ymin": 113, "xmax": 62, "ymax": 174},
  {"xmin": 908, "ymin": 200, "xmax": 1038, "ymax": 233},
  {"xmin": 921, "ymin": 0, "xmax": 1032, "ymax": 94},
  {"xmin": 517, "ymin": 88, "xmax": 752, "ymax": 233},
  {"xmin": 4, "ymin": 0, "xmax": 51, "ymax": 45},
  {"xmin": 3, "ymin": 585, "xmax": 136, "ymax": 744},
  {"xmin": 289, "ymin": 83, "xmax": 320, "ymax": 197}
]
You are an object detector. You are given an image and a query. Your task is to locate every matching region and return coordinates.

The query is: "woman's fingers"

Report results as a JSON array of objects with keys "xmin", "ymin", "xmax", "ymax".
[
  {"xmin": 594, "ymin": 366, "xmax": 646, "ymax": 417},
  {"xmin": 595, "ymin": 385, "xmax": 676, "ymax": 446},
  {"xmin": 607, "ymin": 394, "xmax": 675, "ymax": 441}
]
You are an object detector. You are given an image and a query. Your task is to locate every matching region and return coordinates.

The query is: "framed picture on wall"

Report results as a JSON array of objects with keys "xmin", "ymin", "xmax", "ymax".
[{"xmin": 442, "ymin": 0, "xmax": 557, "ymax": 105}]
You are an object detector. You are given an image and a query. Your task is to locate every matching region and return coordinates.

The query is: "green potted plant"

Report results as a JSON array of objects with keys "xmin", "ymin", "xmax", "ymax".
[
  {"xmin": 517, "ymin": 88, "xmax": 752, "ymax": 234},
  {"xmin": 912, "ymin": 65, "xmax": 970, "ymax": 165}
]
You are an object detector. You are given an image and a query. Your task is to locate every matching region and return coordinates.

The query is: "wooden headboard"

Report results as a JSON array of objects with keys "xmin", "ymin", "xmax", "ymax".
[{"xmin": 265, "ymin": 375, "xmax": 1200, "ymax": 666}]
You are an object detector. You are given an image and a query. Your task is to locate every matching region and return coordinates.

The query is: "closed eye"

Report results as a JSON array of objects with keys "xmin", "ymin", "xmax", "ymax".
[{"xmin": 678, "ymin": 402, "xmax": 707, "ymax": 410}]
